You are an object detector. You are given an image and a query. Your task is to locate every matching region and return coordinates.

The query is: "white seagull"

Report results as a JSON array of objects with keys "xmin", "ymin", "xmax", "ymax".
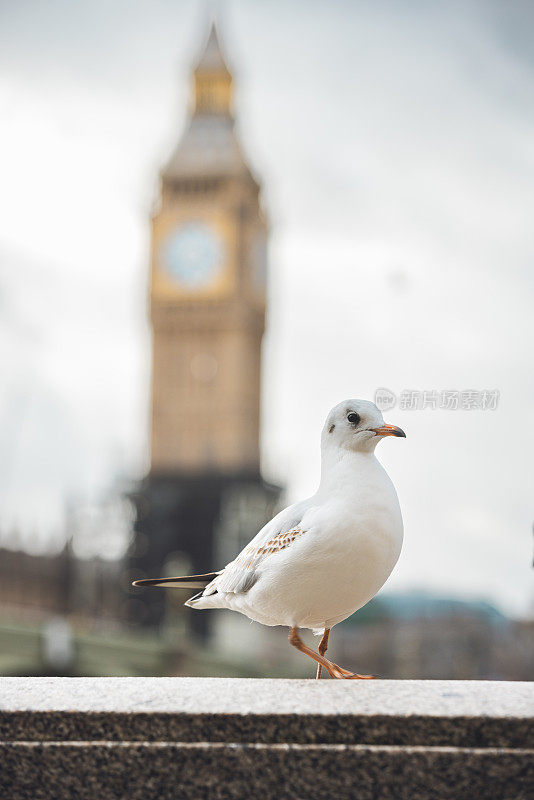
[{"xmin": 134, "ymin": 399, "xmax": 406, "ymax": 679}]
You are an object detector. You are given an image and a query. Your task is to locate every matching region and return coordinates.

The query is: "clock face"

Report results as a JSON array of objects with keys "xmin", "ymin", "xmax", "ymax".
[{"xmin": 160, "ymin": 222, "xmax": 224, "ymax": 289}]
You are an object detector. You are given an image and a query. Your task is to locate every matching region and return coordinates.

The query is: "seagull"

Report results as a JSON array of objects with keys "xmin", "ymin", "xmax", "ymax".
[{"xmin": 133, "ymin": 399, "xmax": 406, "ymax": 679}]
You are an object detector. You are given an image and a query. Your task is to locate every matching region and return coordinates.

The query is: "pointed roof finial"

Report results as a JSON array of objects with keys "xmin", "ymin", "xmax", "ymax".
[
  {"xmin": 195, "ymin": 21, "xmax": 231, "ymax": 75},
  {"xmin": 163, "ymin": 13, "xmax": 253, "ymax": 182}
]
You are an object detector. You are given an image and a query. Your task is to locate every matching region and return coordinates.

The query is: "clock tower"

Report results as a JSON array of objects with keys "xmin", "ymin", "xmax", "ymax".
[
  {"xmin": 130, "ymin": 22, "xmax": 279, "ymax": 634},
  {"xmin": 150, "ymin": 22, "xmax": 267, "ymax": 475}
]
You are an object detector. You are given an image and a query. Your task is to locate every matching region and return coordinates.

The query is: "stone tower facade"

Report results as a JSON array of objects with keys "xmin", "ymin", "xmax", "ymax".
[
  {"xmin": 150, "ymin": 23, "xmax": 267, "ymax": 477},
  {"xmin": 130, "ymin": 23, "xmax": 279, "ymax": 635}
]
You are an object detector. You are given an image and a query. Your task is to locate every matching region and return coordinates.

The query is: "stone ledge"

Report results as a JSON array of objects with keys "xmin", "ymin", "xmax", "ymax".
[
  {"xmin": 0, "ymin": 677, "xmax": 532, "ymax": 747},
  {"xmin": 0, "ymin": 679, "xmax": 532, "ymax": 800}
]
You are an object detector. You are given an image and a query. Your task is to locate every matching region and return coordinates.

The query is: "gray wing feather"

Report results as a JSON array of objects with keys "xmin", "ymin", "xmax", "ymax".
[{"xmin": 203, "ymin": 498, "xmax": 312, "ymax": 596}]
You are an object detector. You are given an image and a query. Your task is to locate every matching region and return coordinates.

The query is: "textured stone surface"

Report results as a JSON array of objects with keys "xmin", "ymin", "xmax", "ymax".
[
  {"xmin": 0, "ymin": 679, "xmax": 532, "ymax": 799},
  {"xmin": 2, "ymin": 677, "xmax": 532, "ymax": 716},
  {"xmin": 0, "ymin": 677, "xmax": 532, "ymax": 746},
  {"xmin": 1, "ymin": 742, "xmax": 532, "ymax": 800}
]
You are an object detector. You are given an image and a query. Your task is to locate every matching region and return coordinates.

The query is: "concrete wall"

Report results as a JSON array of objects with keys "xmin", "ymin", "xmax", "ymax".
[{"xmin": 0, "ymin": 677, "xmax": 532, "ymax": 799}]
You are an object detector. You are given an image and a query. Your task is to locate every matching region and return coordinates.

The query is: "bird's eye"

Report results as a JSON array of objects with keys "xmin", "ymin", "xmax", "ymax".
[{"xmin": 347, "ymin": 412, "xmax": 360, "ymax": 425}]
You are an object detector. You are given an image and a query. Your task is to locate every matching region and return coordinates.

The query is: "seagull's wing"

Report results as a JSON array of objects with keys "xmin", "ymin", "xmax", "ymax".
[{"xmin": 202, "ymin": 498, "xmax": 314, "ymax": 596}]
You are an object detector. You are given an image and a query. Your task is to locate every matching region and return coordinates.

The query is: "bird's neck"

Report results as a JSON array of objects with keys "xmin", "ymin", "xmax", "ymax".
[{"xmin": 318, "ymin": 447, "xmax": 379, "ymax": 494}]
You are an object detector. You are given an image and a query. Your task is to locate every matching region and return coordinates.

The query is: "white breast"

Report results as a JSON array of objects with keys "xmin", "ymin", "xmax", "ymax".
[{"xmin": 231, "ymin": 455, "xmax": 403, "ymax": 630}]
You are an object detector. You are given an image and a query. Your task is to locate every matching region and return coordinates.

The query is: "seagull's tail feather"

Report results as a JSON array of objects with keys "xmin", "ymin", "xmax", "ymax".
[
  {"xmin": 132, "ymin": 572, "xmax": 220, "ymax": 590},
  {"xmin": 184, "ymin": 591, "xmax": 225, "ymax": 610}
]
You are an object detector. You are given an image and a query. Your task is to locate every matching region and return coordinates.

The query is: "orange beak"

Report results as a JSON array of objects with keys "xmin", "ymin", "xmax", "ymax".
[{"xmin": 371, "ymin": 423, "xmax": 406, "ymax": 438}]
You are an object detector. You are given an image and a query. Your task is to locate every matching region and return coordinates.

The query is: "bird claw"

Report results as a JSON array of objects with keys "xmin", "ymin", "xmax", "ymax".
[
  {"xmin": 342, "ymin": 673, "xmax": 376, "ymax": 680},
  {"xmin": 330, "ymin": 662, "xmax": 376, "ymax": 680}
]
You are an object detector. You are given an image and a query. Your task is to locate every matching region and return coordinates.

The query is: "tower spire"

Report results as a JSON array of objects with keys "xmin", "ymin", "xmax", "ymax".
[
  {"xmin": 193, "ymin": 21, "xmax": 233, "ymax": 115},
  {"xmin": 195, "ymin": 21, "xmax": 230, "ymax": 73},
  {"xmin": 163, "ymin": 18, "xmax": 251, "ymax": 182}
]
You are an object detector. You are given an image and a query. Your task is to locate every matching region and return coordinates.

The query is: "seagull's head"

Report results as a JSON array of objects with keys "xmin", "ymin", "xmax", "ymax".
[{"xmin": 322, "ymin": 399, "xmax": 406, "ymax": 454}]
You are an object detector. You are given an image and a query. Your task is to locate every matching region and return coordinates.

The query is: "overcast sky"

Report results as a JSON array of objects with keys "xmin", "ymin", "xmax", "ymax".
[{"xmin": 0, "ymin": 0, "xmax": 533, "ymax": 615}]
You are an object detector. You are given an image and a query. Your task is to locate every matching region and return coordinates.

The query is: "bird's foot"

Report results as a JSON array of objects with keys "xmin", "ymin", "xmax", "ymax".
[{"xmin": 329, "ymin": 662, "xmax": 376, "ymax": 680}]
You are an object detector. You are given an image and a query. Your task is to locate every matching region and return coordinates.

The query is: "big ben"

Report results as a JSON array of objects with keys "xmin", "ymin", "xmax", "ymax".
[{"xmin": 130, "ymin": 22, "xmax": 279, "ymax": 635}]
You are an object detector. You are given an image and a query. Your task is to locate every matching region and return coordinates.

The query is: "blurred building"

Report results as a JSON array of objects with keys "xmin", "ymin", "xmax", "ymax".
[
  {"xmin": 0, "ymin": 536, "xmax": 532, "ymax": 679},
  {"xmin": 128, "ymin": 22, "xmax": 281, "ymax": 635},
  {"xmin": 331, "ymin": 594, "xmax": 534, "ymax": 681}
]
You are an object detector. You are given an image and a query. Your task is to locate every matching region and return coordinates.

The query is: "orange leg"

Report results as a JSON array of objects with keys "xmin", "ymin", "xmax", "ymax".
[
  {"xmin": 316, "ymin": 628, "xmax": 330, "ymax": 679},
  {"xmin": 289, "ymin": 627, "xmax": 375, "ymax": 680}
]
